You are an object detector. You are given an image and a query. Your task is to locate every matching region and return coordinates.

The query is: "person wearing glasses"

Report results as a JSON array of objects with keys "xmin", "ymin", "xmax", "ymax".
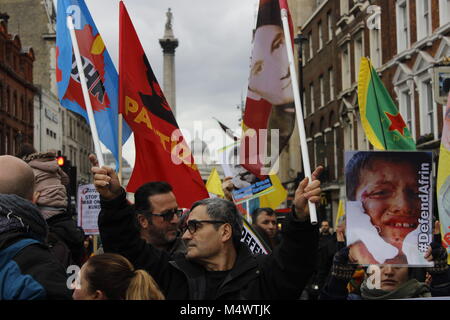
[
  {"xmin": 134, "ymin": 181, "xmax": 186, "ymax": 256},
  {"xmin": 90, "ymin": 154, "xmax": 323, "ymax": 300}
]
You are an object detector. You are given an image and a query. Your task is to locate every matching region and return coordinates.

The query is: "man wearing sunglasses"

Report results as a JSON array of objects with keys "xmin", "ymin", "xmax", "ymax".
[
  {"xmin": 91, "ymin": 154, "xmax": 323, "ymax": 299},
  {"xmin": 134, "ymin": 181, "xmax": 186, "ymax": 256}
]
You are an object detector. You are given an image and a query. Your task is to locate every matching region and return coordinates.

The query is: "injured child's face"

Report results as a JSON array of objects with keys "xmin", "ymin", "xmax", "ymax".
[{"xmin": 355, "ymin": 160, "xmax": 421, "ymax": 250}]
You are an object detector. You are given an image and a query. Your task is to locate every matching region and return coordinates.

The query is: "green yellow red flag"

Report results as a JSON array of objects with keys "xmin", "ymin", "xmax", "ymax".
[
  {"xmin": 358, "ymin": 57, "xmax": 416, "ymax": 150},
  {"xmin": 437, "ymin": 92, "xmax": 450, "ymax": 263}
]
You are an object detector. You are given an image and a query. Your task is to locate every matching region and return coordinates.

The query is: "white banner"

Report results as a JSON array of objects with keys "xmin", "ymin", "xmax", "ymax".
[{"xmin": 77, "ymin": 184, "xmax": 101, "ymax": 235}]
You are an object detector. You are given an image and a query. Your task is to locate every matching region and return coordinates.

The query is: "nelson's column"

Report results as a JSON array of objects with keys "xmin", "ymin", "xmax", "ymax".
[{"xmin": 159, "ymin": 8, "xmax": 179, "ymax": 117}]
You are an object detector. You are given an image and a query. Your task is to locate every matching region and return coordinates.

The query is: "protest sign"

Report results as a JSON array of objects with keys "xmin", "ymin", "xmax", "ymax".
[
  {"xmin": 240, "ymin": 218, "xmax": 271, "ymax": 255},
  {"xmin": 220, "ymin": 143, "xmax": 275, "ymax": 218},
  {"xmin": 77, "ymin": 184, "xmax": 101, "ymax": 235},
  {"xmin": 344, "ymin": 151, "xmax": 433, "ymax": 266}
]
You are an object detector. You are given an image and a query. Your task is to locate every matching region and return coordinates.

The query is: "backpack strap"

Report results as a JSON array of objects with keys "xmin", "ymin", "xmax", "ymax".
[{"xmin": 0, "ymin": 239, "xmax": 47, "ymax": 300}]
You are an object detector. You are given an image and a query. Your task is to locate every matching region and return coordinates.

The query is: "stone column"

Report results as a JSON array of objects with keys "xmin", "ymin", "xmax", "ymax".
[{"xmin": 159, "ymin": 8, "xmax": 179, "ymax": 117}]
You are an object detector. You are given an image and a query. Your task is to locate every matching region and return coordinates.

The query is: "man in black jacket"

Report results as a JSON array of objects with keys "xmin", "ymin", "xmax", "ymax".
[
  {"xmin": 92, "ymin": 160, "xmax": 323, "ymax": 300},
  {"xmin": 0, "ymin": 155, "xmax": 72, "ymax": 299}
]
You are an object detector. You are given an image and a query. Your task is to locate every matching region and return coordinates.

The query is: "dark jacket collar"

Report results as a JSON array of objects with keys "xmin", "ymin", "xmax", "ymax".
[{"xmin": 169, "ymin": 242, "xmax": 258, "ymax": 299}]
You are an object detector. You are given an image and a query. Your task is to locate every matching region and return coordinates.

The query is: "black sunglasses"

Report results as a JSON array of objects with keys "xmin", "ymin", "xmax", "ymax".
[
  {"xmin": 182, "ymin": 219, "xmax": 227, "ymax": 234},
  {"xmin": 146, "ymin": 208, "xmax": 183, "ymax": 222}
]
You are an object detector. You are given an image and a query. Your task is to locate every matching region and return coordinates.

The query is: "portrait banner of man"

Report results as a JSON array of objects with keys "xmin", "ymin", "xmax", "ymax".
[
  {"xmin": 240, "ymin": 0, "xmax": 296, "ymax": 178},
  {"xmin": 344, "ymin": 151, "xmax": 434, "ymax": 266}
]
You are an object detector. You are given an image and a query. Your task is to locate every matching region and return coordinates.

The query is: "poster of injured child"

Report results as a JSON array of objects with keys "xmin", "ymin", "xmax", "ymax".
[{"xmin": 345, "ymin": 151, "xmax": 434, "ymax": 266}]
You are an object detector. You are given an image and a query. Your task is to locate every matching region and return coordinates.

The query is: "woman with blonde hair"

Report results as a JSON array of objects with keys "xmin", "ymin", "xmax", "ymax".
[{"xmin": 72, "ymin": 253, "xmax": 164, "ymax": 300}]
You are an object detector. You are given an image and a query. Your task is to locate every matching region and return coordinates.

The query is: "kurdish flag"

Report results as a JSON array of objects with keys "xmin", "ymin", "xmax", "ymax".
[{"xmin": 358, "ymin": 57, "xmax": 416, "ymax": 150}]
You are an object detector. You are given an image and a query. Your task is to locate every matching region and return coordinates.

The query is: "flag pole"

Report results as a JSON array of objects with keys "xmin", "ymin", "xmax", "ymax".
[
  {"xmin": 280, "ymin": 8, "xmax": 318, "ymax": 225},
  {"xmin": 118, "ymin": 114, "xmax": 123, "ymax": 184},
  {"xmin": 67, "ymin": 15, "xmax": 105, "ymax": 168}
]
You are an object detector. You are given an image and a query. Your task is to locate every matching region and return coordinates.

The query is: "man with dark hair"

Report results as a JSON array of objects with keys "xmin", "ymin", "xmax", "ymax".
[
  {"xmin": 91, "ymin": 157, "xmax": 323, "ymax": 300},
  {"xmin": 251, "ymin": 207, "xmax": 280, "ymax": 249},
  {"xmin": 133, "ymin": 181, "xmax": 185, "ymax": 255}
]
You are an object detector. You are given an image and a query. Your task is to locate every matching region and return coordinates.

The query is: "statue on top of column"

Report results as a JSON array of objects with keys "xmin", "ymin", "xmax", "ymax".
[{"xmin": 165, "ymin": 8, "xmax": 173, "ymax": 31}]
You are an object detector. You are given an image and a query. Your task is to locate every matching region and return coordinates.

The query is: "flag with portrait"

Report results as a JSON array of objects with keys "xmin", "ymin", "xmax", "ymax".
[{"xmin": 240, "ymin": 0, "xmax": 296, "ymax": 178}]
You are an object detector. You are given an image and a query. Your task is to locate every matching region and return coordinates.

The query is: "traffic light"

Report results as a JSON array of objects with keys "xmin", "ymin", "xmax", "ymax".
[{"xmin": 57, "ymin": 155, "xmax": 66, "ymax": 167}]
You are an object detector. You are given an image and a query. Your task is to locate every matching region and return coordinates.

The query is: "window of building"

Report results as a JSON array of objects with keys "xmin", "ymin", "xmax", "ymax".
[
  {"xmin": 341, "ymin": 44, "xmax": 351, "ymax": 90},
  {"xmin": 439, "ymin": 0, "xmax": 450, "ymax": 26},
  {"xmin": 13, "ymin": 93, "xmax": 17, "ymax": 118},
  {"xmin": 310, "ymin": 83, "xmax": 315, "ymax": 114},
  {"xmin": 0, "ymin": 83, "xmax": 3, "ymax": 110},
  {"xmin": 399, "ymin": 90, "xmax": 414, "ymax": 137},
  {"xmin": 329, "ymin": 68, "xmax": 334, "ymax": 101},
  {"xmin": 327, "ymin": 12, "xmax": 333, "ymax": 42},
  {"xmin": 318, "ymin": 22, "xmax": 323, "ymax": 50},
  {"xmin": 354, "ymin": 32, "xmax": 364, "ymax": 81},
  {"xmin": 320, "ymin": 75, "xmax": 325, "ymax": 107},
  {"xmin": 370, "ymin": 28, "xmax": 382, "ymax": 68},
  {"xmin": 340, "ymin": 0, "xmax": 349, "ymax": 16},
  {"xmin": 308, "ymin": 32, "xmax": 313, "ymax": 60},
  {"xmin": 396, "ymin": 0, "xmax": 410, "ymax": 52},
  {"xmin": 417, "ymin": 0, "xmax": 432, "ymax": 40},
  {"xmin": 420, "ymin": 79, "xmax": 437, "ymax": 137}
]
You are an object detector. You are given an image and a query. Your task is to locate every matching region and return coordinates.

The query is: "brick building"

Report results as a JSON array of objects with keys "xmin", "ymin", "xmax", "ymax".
[
  {"xmin": 1, "ymin": 0, "xmax": 94, "ymax": 183},
  {"xmin": 0, "ymin": 13, "xmax": 36, "ymax": 156},
  {"xmin": 300, "ymin": 0, "xmax": 450, "ymax": 225}
]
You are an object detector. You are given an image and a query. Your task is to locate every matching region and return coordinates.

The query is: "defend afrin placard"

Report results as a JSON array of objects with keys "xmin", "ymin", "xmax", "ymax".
[
  {"xmin": 344, "ymin": 151, "xmax": 433, "ymax": 266},
  {"xmin": 77, "ymin": 184, "xmax": 101, "ymax": 235}
]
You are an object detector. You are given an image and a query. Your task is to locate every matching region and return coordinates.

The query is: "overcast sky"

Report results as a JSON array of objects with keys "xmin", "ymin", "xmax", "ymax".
[{"xmin": 72, "ymin": 0, "xmax": 259, "ymax": 166}]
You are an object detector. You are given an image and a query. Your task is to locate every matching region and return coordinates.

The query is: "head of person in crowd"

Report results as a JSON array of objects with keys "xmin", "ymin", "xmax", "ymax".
[
  {"xmin": 252, "ymin": 208, "xmax": 278, "ymax": 239},
  {"xmin": 0, "ymin": 155, "xmax": 36, "ymax": 202},
  {"xmin": 345, "ymin": 151, "xmax": 431, "ymax": 251},
  {"xmin": 247, "ymin": 0, "xmax": 293, "ymax": 107},
  {"xmin": 182, "ymin": 198, "xmax": 243, "ymax": 269},
  {"xmin": 320, "ymin": 220, "xmax": 332, "ymax": 236},
  {"xmin": 15, "ymin": 143, "xmax": 37, "ymax": 159},
  {"xmin": 73, "ymin": 253, "xmax": 165, "ymax": 300},
  {"xmin": 359, "ymin": 265, "xmax": 431, "ymax": 299},
  {"xmin": 134, "ymin": 181, "xmax": 182, "ymax": 250}
]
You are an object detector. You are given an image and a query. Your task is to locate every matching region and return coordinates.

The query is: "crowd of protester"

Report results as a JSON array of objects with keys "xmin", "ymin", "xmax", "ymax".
[{"xmin": 0, "ymin": 145, "xmax": 448, "ymax": 300}]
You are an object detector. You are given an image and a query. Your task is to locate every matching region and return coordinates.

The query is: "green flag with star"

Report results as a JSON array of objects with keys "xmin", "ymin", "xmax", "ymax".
[{"xmin": 358, "ymin": 57, "xmax": 416, "ymax": 150}]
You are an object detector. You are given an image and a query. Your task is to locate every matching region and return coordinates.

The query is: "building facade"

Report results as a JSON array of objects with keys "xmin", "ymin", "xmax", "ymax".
[
  {"xmin": 300, "ymin": 0, "xmax": 450, "ymax": 225},
  {"xmin": 0, "ymin": 13, "xmax": 36, "ymax": 156},
  {"xmin": 1, "ymin": 0, "xmax": 94, "ymax": 182}
]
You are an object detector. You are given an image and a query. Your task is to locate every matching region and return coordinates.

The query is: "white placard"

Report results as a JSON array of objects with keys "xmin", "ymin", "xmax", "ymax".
[{"xmin": 77, "ymin": 184, "xmax": 101, "ymax": 235}]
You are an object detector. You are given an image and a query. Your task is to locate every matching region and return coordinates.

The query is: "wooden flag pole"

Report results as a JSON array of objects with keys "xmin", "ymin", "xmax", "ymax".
[
  {"xmin": 67, "ymin": 15, "xmax": 105, "ymax": 168},
  {"xmin": 280, "ymin": 8, "xmax": 318, "ymax": 225}
]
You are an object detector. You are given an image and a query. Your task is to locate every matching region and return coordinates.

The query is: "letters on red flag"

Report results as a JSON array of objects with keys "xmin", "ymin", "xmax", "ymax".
[{"xmin": 119, "ymin": 2, "xmax": 208, "ymax": 208}]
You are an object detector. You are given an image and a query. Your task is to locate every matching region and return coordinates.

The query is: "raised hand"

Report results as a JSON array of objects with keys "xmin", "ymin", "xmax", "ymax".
[
  {"xmin": 293, "ymin": 166, "xmax": 323, "ymax": 221},
  {"xmin": 89, "ymin": 153, "xmax": 122, "ymax": 200}
]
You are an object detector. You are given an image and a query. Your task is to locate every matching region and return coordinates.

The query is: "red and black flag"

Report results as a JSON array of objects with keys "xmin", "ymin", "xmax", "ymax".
[{"xmin": 119, "ymin": 2, "xmax": 208, "ymax": 208}]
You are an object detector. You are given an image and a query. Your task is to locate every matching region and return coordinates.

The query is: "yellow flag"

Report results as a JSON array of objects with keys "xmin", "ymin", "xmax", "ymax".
[
  {"xmin": 206, "ymin": 168, "xmax": 224, "ymax": 198},
  {"xmin": 259, "ymin": 174, "xmax": 287, "ymax": 209},
  {"xmin": 335, "ymin": 199, "xmax": 345, "ymax": 228}
]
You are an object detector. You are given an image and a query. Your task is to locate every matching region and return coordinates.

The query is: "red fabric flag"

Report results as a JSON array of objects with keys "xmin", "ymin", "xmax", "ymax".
[
  {"xmin": 119, "ymin": 2, "xmax": 208, "ymax": 208},
  {"xmin": 240, "ymin": 0, "xmax": 296, "ymax": 178}
]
